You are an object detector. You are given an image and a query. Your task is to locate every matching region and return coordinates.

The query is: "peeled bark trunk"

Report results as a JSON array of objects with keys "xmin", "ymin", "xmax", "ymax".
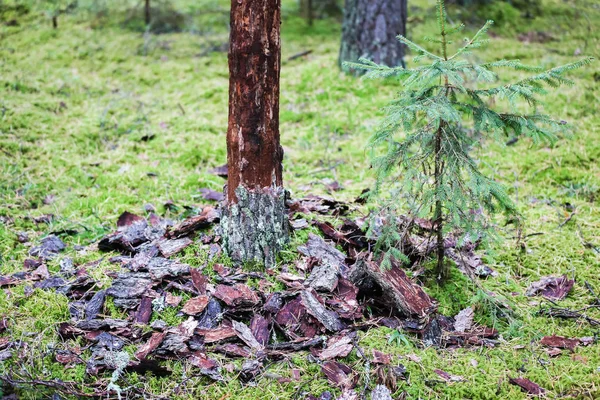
[
  {"xmin": 221, "ymin": 0, "xmax": 288, "ymax": 268},
  {"xmin": 339, "ymin": 0, "xmax": 407, "ymax": 73}
]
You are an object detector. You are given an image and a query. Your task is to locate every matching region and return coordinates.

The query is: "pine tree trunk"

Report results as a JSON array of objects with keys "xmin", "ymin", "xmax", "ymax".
[
  {"xmin": 221, "ymin": 0, "xmax": 288, "ymax": 268},
  {"xmin": 145, "ymin": 0, "xmax": 151, "ymax": 25},
  {"xmin": 52, "ymin": 15, "xmax": 58, "ymax": 29},
  {"xmin": 300, "ymin": 0, "xmax": 341, "ymax": 23},
  {"xmin": 339, "ymin": 0, "xmax": 406, "ymax": 73}
]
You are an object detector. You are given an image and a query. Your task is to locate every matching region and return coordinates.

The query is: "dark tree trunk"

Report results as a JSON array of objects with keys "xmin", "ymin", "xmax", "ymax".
[
  {"xmin": 145, "ymin": 0, "xmax": 151, "ymax": 25},
  {"xmin": 221, "ymin": 0, "xmax": 288, "ymax": 268},
  {"xmin": 52, "ymin": 15, "xmax": 58, "ymax": 29},
  {"xmin": 339, "ymin": 0, "xmax": 407, "ymax": 73}
]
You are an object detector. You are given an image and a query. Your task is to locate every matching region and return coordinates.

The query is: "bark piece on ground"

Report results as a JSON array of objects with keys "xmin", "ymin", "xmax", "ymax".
[
  {"xmin": 371, "ymin": 350, "xmax": 391, "ymax": 365},
  {"xmin": 434, "ymin": 369, "xmax": 465, "ymax": 382},
  {"xmin": 327, "ymin": 278, "xmax": 362, "ymax": 320},
  {"xmin": 209, "ymin": 164, "xmax": 228, "ymax": 178},
  {"xmin": 526, "ymin": 275, "xmax": 574, "ymax": 300},
  {"xmin": 145, "ymin": 257, "xmax": 190, "ymax": 280},
  {"xmin": 233, "ymin": 320, "xmax": 264, "ymax": 350},
  {"xmin": 166, "ymin": 206, "xmax": 219, "ymax": 239},
  {"xmin": 157, "ymin": 237, "xmax": 193, "ymax": 258},
  {"xmin": 264, "ymin": 292, "xmax": 284, "ymax": 314},
  {"xmin": 319, "ymin": 334, "xmax": 354, "ymax": 360},
  {"xmin": 98, "ymin": 219, "xmax": 151, "ymax": 253},
  {"xmin": 301, "ymin": 289, "xmax": 344, "ymax": 332},
  {"xmin": 135, "ymin": 296, "xmax": 153, "ymax": 324},
  {"xmin": 351, "ymin": 256, "xmax": 436, "ymax": 328},
  {"xmin": 509, "ymin": 377, "xmax": 545, "ymax": 395},
  {"xmin": 453, "ymin": 307, "xmax": 474, "ymax": 333},
  {"xmin": 190, "ymin": 268, "xmax": 208, "ymax": 294},
  {"xmin": 213, "ymin": 283, "xmax": 260, "ymax": 307},
  {"xmin": 106, "ymin": 272, "xmax": 154, "ymax": 308},
  {"xmin": 267, "ymin": 336, "xmax": 324, "ymax": 352},
  {"xmin": 196, "ymin": 298, "xmax": 223, "ymax": 329},
  {"xmin": 239, "ymin": 359, "xmax": 264, "ymax": 383},
  {"xmin": 321, "ymin": 361, "xmax": 357, "ymax": 389},
  {"xmin": 75, "ymin": 319, "xmax": 129, "ymax": 331},
  {"xmin": 370, "ymin": 385, "xmax": 393, "ymax": 400},
  {"xmin": 214, "ymin": 343, "xmax": 251, "ymax": 358},
  {"xmin": 29, "ymin": 235, "xmax": 66, "ymax": 259},
  {"xmin": 298, "ymin": 233, "xmax": 347, "ymax": 276},
  {"xmin": 189, "ymin": 352, "xmax": 223, "ymax": 381},
  {"xmin": 540, "ymin": 335, "xmax": 579, "ymax": 350},
  {"xmin": 250, "ymin": 315, "xmax": 270, "ymax": 347},
  {"xmin": 181, "ymin": 295, "xmax": 210, "ymax": 316},
  {"xmin": 305, "ymin": 263, "xmax": 339, "ymax": 293},
  {"xmin": 197, "ymin": 320, "xmax": 237, "ymax": 344}
]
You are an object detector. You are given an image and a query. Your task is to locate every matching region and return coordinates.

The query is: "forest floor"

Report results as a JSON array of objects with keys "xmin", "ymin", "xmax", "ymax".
[{"xmin": 0, "ymin": 0, "xmax": 599, "ymax": 399}]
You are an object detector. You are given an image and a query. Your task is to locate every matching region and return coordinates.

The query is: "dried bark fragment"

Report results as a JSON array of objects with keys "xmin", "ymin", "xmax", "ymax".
[
  {"xmin": 166, "ymin": 207, "xmax": 219, "ymax": 239},
  {"xmin": 55, "ymin": 350, "xmax": 81, "ymax": 365},
  {"xmin": 298, "ymin": 233, "xmax": 347, "ymax": 275},
  {"xmin": 145, "ymin": 257, "xmax": 190, "ymax": 280},
  {"xmin": 135, "ymin": 332, "xmax": 167, "ymax": 360},
  {"xmin": 319, "ymin": 334, "xmax": 353, "ymax": 360},
  {"xmin": 189, "ymin": 352, "xmax": 223, "ymax": 381},
  {"xmin": 509, "ymin": 377, "xmax": 545, "ymax": 395},
  {"xmin": 354, "ymin": 257, "xmax": 436, "ymax": 327},
  {"xmin": 196, "ymin": 298, "xmax": 223, "ymax": 329},
  {"xmin": 190, "ymin": 268, "xmax": 208, "ymax": 294},
  {"xmin": 98, "ymin": 219, "xmax": 150, "ymax": 253},
  {"xmin": 264, "ymin": 292, "xmax": 284, "ymax": 314},
  {"xmin": 233, "ymin": 320, "xmax": 264, "ymax": 350},
  {"xmin": 306, "ymin": 264, "xmax": 339, "ymax": 293},
  {"xmin": 370, "ymin": 385, "xmax": 393, "ymax": 400},
  {"xmin": 267, "ymin": 336, "xmax": 324, "ymax": 351},
  {"xmin": 371, "ymin": 350, "xmax": 391, "ymax": 365},
  {"xmin": 321, "ymin": 361, "xmax": 357, "ymax": 389},
  {"xmin": 540, "ymin": 335, "xmax": 579, "ymax": 350},
  {"xmin": 85, "ymin": 290, "xmax": 105, "ymax": 321},
  {"xmin": 117, "ymin": 211, "xmax": 145, "ymax": 228},
  {"xmin": 106, "ymin": 272, "xmax": 153, "ymax": 308},
  {"xmin": 214, "ymin": 343, "xmax": 251, "ymax": 358},
  {"xmin": 157, "ymin": 237, "xmax": 193, "ymax": 258},
  {"xmin": 239, "ymin": 359, "xmax": 263, "ymax": 382},
  {"xmin": 250, "ymin": 315, "xmax": 270, "ymax": 347},
  {"xmin": 197, "ymin": 321, "xmax": 237, "ymax": 344},
  {"xmin": 181, "ymin": 296, "xmax": 210, "ymax": 316},
  {"xmin": 213, "ymin": 283, "xmax": 260, "ymax": 307},
  {"xmin": 434, "ymin": 369, "xmax": 465, "ymax": 382},
  {"xmin": 327, "ymin": 278, "xmax": 361, "ymax": 319},
  {"xmin": 29, "ymin": 235, "xmax": 66, "ymax": 259},
  {"xmin": 301, "ymin": 290, "xmax": 344, "ymax": 332},
  {"xmin": 453, "ymin": 307, "xmax": 474, "ymax": 333},
  {"xmin": 135, "ymin": 296, "xmax": 153, "ymax": 324},
  {"xmin": 75, "ymin": 319, "xmax": 129, "ymax": 330},
  {"xmin": 526, "ymin": 275, "xmax": 574, "ymax": 300},
  {"xmin": 200, "ymin": 188, "xmax": 225, "ymax": 202}
]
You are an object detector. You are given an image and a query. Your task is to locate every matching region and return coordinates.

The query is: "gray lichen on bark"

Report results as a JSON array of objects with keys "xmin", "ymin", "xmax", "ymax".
[{"xmin": 220, "ymin": 185, "xmax": 288, "ymax": 268}]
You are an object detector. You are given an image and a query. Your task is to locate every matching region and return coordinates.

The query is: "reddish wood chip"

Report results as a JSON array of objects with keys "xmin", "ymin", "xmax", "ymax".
[
  {"xmin": 117, "ymin": 211, "xmax": 144, "ymax": 228},
  {"xmin": 214, "ymin": 343, "xmax": 251, "ymax": 358},
  {"xmin": 189, "ymin": 352, "xmax": 218, "ymax": 369},
  {"xmin": 372, "ymin": 350, "xmax": 391, "ymax": 365},
  {"xmin": 135, "ymin": 296, "xmax": 153, "ymax": 324},
  {"xmin": 250, "ymin": 315, "xmax": 270, "ymax": 347},
  {"xmin": 434, "ymin": 369, "xmax": 465, "ymax": 382},
  {"xmin": 55, "ymin": 350, "xmax": 81, "ymax": 365},
  {"xmin": 509, "ymin": 377, "xmax": 545, "ymax": 395},
  {"xmin": 135, "ymin": 331, "xmax": 167, "ymax": 360},
  {"xmin": 321, "ymin": 361, "xmax": 357, "ymax": 389},
  {"xmin": 526, "ymin": 275, "xmax": 574, "ymax": 300},
  {"xmin": 181, "ymin": 296, "xmax": 210, "ymax": 316},
  {"xmin": 319, "ymin": 335, "xmax": 353, "ymax": 360},
  {"xmin": 213, "ymin": 284, "xmax": 260, "ymax": 307},
  {"xmin": 197, "ymin": 321, "xmax": 237, "ymax": 343},
  {"xmin": 540, "ymin": 335, "xmax": 579, "ymax": 351},
  {"xmin": 190, "ymin": 268, "xmax": 208, "ymax": 294}
]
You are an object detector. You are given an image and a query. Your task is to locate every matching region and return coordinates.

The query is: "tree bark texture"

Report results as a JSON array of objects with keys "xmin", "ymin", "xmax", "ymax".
[
  {"xmin": 339, "ymin": 0, "xmax": 406, "ymax": 73},
  {"xmin": 145, "ymin": 0, "xmax": 151, "ymax": 25},
  {"xmin": 221, "ymin": 0, "xmax": 288, "ymax": 268}
]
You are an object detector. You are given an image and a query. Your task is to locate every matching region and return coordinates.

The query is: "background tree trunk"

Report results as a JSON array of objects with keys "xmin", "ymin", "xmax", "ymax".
[
  {"xmin": 339, "ymin": 0, "xmax": 407, "ymax": 73},
  {"xmin": 221, "ymin": 0, "xmax": 288, "ymax": 268},
  {"xmin": 145, "ymin": 0, "xmax": 151, "ymax": 25},
  {"xmin": 299, "ymin": 0, "xmax": 342, "ymax": 24}
]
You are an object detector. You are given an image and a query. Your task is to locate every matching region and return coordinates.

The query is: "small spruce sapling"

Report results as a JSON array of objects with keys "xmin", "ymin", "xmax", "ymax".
[{"xmin": 346, "ymin": 0, "xmax": 593, "ymax": 280}]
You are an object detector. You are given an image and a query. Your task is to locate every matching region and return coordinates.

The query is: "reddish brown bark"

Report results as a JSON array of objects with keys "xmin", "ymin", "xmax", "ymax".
[{"xmin": 226, "ymin": 0, "xmax": 283, "ymax": 203}]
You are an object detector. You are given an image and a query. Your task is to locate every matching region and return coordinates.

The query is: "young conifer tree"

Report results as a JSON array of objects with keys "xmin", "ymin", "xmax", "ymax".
[{"xmin": 346, "ymin": 0, "xmax": 593, "ymax": 280}]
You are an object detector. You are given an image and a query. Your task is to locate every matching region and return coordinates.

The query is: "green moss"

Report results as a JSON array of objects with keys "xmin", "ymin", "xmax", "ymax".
[{"xmin": 0, "ymin": 0, "xmax": 598, "ymax": 398}]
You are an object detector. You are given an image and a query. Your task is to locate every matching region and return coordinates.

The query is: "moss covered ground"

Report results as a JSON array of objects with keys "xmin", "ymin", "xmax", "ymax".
[{"xmin": 0, "ymin": 0, "xmax": 599, "ymax": 398}]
